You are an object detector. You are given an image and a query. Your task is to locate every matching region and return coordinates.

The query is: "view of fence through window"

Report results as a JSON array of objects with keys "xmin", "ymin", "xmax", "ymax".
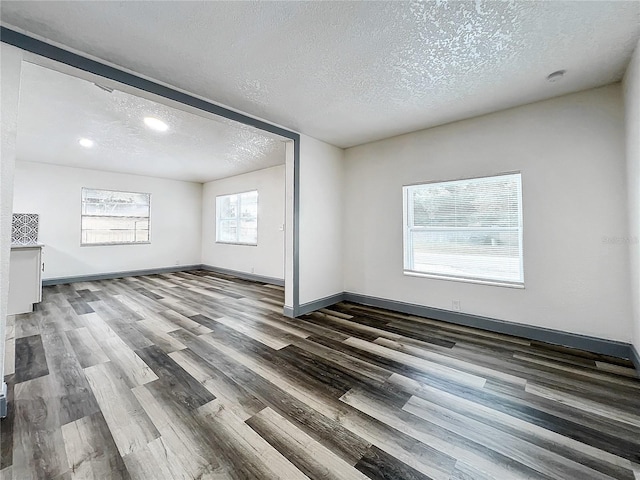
[
  {"xmin": 216, "ymin": 190, "xmax": 258, "ymax": 245},
  {"xmin": 403, "ymin": 173, "xmax": 523, "ymax": 285},
  {"xmin": 81, "ymin": 188, "xmax": 151, "ymax": 245}
]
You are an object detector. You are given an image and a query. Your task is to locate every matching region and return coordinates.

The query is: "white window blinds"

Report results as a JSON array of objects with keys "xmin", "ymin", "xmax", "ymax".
[
  {"xmin": 403, "ymin": 173, "xmax": 523, "ymax": 286},
  {"xmin": 216, "ymin": 190, "xmax": 258, "ymax": 245}
]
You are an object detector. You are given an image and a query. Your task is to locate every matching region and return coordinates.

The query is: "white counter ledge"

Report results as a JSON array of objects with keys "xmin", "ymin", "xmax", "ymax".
[{"xmin": 10, "ymin": 243, "xmax": 44, "ymax": 249}]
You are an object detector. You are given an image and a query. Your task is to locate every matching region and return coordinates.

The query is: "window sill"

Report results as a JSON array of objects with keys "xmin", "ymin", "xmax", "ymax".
[
  {"xmin": 81, "ymin": 241, "xmax": 151, "ymax": 247},
  {"xmin": 403, "ymin": 270, "xmax": 524, "ymax": 289},
  {"xmin": 216, "ymin": 241, "xmax": 258, "ymax": 247}
]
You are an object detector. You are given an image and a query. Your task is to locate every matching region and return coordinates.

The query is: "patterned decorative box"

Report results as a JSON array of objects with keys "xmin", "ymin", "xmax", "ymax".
[{"xmin": 11, "ymin": 213, "xmax": 39, "ymax": 245}]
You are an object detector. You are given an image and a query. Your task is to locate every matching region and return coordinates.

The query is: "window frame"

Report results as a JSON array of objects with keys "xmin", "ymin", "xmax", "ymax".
[
  {"xmin": 215, "ymin": 189, "xmax": 259, "ymax": 246},
  {"xmin": 80, "ymin": 187, "xmax": 152, "ymax": 246},
  {"xmin": 402, "ymin": 172, "xmax": 524, "ymax": 288}
]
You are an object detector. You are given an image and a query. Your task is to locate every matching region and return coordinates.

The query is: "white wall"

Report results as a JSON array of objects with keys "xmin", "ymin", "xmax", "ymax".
[
  {"xmin": 299, "ymin": 134, "xmax": 344, "ymax": 305},
  {"xmin": 344, "ymin": 85, "xmax": 632, "ymax": 342},
  {"xmin": 1, "ymin": 44, "xmax": 23, "ymax": 388},
  {"xmin": 13, "ymin": 161, "xmax": 202, "ymax": 280},
  {"xmin": 201, "ymin": 165, "xmax": 285, "ymax": 280},
  {"xmin": 623, "ymin": 39, "xmax": 640, "ymax": 354}
]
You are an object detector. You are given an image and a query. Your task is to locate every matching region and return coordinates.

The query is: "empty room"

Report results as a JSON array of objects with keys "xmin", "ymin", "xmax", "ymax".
[{"xmin": 1, "ymin": 1, "xmax": 639, "ymax": 479}]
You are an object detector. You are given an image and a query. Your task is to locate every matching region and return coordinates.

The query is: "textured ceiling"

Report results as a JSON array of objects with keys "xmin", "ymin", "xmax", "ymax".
[
  {"xmin": 16, "ymin": 62, "xmax": 285, "ymax": 183},
  {"xmin": 2, "ymin": 1, "xmax": 640, "ymax": 148}
]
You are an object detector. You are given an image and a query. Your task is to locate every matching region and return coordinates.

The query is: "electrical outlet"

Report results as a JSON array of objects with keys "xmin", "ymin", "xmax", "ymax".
[
  {"xmin": 251, "ymin": 267, "xmax": 255, "ymax": 273},
  {"xmin": 175, "ymin": 260, "xmax": 180, "ymax": 266},
  {"xmin": 452, "ymin": 300, "xmax": 461, "ymax": 311}
]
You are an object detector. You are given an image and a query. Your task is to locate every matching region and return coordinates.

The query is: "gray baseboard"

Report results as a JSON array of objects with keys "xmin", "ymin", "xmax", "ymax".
[
  {"xmin": 0, "ymin": 382, "xmax": 7, "ymax": 418},
  {"xmin": 340, "ymin": 292, "xmax": 634, "ymax": 360},
  {"xmin": 631, "ymin": 345, "xmax": 640, "ymax": 377},
  {"xmin": 42, "ymin": 264, "xmax": 285, "ymax": 288},
  {"xmin": 42, "ymin": 265, "xmax": 203, "ymax": 286},
  {"xmin": 38, "ymin": 263, "xmax": 637, "ymax": 365},
  {"xmin": 297, "ymin": 292, "xmax": 346, "ymax": 316},
  {"xmin": 200, "ymin": 265, "xmax": 284, "ymax": 287}
]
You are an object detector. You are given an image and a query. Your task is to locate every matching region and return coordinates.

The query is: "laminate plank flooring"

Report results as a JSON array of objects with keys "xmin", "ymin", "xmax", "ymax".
[
  {"xmin": 245, "ymin": 407, "xmax": 371, "ymax": 480},
  {"xmin": 2, "ymin": 270, "xmax": 639, "ymax": 480},
  {"xmin": 65, "ymin": 327, "xmax": 111, "ymax": 369},
  {"xmin": 83, "ymin": 362, "xmax": 160, "ymax": 457},
  {"xmin": 14, "ymin": 334, "xmax": 49, "ymax": 383},
  {"xmin": 60, "ymin": 411, "xmax": 130, "ymax": 479}
]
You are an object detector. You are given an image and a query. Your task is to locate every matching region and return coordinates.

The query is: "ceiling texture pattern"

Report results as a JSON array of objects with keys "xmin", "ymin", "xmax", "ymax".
[
  {"xmin": 16, "ymin": 62, "xmax": 285, "ymax": 183},
  {"xmin": 2, "ymin": 1, "xmax": 640, "ymax": 148}
]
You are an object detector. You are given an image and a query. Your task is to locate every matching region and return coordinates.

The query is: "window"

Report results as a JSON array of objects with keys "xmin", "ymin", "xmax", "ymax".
[
  {"xmin": 81, "ymin": 188, "xmax": 150, "ymax": 245},
  {"xmin": 403, "ymin": 173, "xmax": 523, "ymax": 286},
  {"xmin": 216, "ymin": 190, "xmax": 258, "ymax": 245}
]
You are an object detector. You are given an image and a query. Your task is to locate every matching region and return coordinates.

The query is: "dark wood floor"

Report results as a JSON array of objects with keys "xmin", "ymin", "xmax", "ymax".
[{"xmin": 1, "ymin": 270, "xmax": 639, "ymax": 480}]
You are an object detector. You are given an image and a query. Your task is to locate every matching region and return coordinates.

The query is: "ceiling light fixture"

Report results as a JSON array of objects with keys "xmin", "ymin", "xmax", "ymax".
[
  {"xmin": 78, "ymin": 138, "xmax": 94, "ymax": 148},
  {"xmin": 143, "ymin": 116, "xmax": 169, "ymax": 132},
  {"xmin": 546, "ymin": 70, "xmax": 566, "ymax": 83}
]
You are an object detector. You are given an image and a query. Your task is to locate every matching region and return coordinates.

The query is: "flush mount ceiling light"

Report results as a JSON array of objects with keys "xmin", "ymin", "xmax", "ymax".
[
  {"xmin": 546, "ymin": 70, "xmax": 566, "ymax": 83},
  {"xmin": 143, "ymin": 116, "xmax": 169, "ymax": 132},
  {"xmin": 78, "ymin": 138, "xmax": 94, "ymax": 148}
]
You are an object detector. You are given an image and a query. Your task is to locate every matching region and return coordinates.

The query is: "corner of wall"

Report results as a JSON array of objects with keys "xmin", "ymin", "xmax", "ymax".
[
  {"xmin": 623, "ymin": 38, "xmax": 640, "ymax": 357},
  {"xmin": 199, "ymin": 166, "xmax": 287, "ymax": 280},
  {"xmin": 199, "ymin": 180, "xmax": 208, "ymax": 264},
  {"xmin": 298, "ymin": 134, "xmax": 346, "ymax": 304},
  {"xmin": 1, "ymin": 43, "xmax": 23, "ymax": 385}
]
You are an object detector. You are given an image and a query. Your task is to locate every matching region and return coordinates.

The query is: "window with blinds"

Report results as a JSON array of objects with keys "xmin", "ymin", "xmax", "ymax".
[
  {"xmin": 216, "ymin": 190, "xmax": 258, "ymax": 245},
  {"xmin": 81, "ymin": 188, "xmax": 151, "ymax": 245},
  {"xmin": 403, "ymin": 173, "xmax": 523, "ymax": 286}
]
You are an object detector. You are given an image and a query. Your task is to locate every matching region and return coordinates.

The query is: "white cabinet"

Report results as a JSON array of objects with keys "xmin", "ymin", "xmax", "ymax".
[{"xmin": 8, "ymin": 245, "xmax": 43, "ymax": 315}]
